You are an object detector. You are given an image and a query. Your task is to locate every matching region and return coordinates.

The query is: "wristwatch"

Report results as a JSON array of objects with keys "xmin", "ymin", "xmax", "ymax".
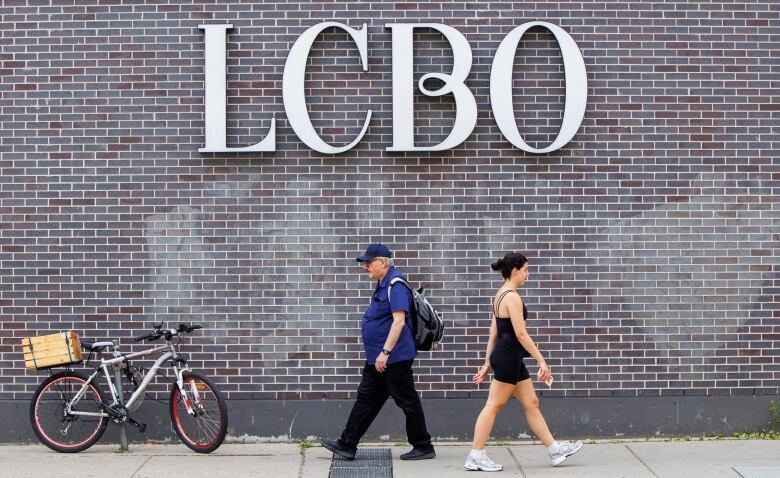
[{"xmin": 381, "ymin": 348, "xmax": 392, "ymax": 356}]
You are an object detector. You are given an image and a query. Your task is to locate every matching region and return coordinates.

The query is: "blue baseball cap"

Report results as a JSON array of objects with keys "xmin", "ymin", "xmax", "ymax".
[{"xmin": 356, "ymin": 243, "xmax": 392, "ymax": 262}]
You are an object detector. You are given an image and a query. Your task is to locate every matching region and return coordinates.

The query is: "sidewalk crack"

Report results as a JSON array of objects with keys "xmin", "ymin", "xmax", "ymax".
[
  {"xmin": 298, "ymin": 447, "xmax": 306, "ymax": 478},
  {"xmin": 130, "ymin": 455, "xmax": 153, "ymax": 478},
  {"xmin": 507, "ymin": 447, "xmax": 527, "ymax": 478},
  {"xmin": 625, "ymin": 444, "xmax": 661, "ymax": 478}
]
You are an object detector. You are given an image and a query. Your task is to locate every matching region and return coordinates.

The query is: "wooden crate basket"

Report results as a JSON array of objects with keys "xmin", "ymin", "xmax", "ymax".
[{"xmin": 22, "ymin": 331, "xmax": 83, "ymax": 370}]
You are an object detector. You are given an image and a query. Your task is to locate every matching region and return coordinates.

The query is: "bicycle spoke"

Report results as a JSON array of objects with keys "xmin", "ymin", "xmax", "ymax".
[
  {"xmin": 198, "ymin": 415, "xmax": 219, "ymax": 436},
  {"xmin": 196, "ymin": 418, "xmax": 211, "ymax": 442}
]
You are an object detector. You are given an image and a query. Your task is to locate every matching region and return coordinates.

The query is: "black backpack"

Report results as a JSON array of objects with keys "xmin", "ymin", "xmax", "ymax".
[{"xmin": 388, "ymin": 277, "xmax": 444, "ymax": 351}]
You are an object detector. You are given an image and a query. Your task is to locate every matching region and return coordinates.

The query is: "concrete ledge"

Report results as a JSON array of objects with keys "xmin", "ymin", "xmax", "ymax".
[{"xmin": 4, "ymin": 395, "xmax": 778, "ymax": 443}]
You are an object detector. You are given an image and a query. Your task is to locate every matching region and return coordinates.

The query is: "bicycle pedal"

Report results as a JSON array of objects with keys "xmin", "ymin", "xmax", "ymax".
[{"xmin": 127, "ymin": 417, "xmax": 147, "ymax": 433}]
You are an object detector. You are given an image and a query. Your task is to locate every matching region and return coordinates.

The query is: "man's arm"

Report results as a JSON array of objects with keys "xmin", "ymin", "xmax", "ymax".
[
  {"xmin": 375, "ymin": 311, "xmax": 406, "ymax": 372},
  {"xmin": 375, "ymin": 284, "xmax": 411, "ymax": 372}
]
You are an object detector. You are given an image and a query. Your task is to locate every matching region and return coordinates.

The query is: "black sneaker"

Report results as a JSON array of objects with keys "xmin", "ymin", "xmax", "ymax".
[
  {"xmin": 400, "ymin": 446, "xmax": 436, "ymax": 460},
  {"xmin": 320, "ymin": 439, "xmax": 356, "ymax": 460}
]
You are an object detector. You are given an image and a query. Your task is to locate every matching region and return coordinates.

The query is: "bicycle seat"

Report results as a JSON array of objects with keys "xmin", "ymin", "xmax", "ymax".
[{"xmin": 81, "ymin": 341, "xmax": 115, "ymax": 352}]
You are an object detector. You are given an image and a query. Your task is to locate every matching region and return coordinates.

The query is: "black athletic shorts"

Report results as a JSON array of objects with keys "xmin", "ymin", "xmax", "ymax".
[{"xmin": 490, "ymin": 345, "xmax": 530, "ymax": 385}]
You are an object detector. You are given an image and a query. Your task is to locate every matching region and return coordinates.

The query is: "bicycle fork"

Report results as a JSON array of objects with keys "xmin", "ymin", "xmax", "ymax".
[{"xmin": 174, "ymin": 366, "xmax": 200, "ymax": 416}]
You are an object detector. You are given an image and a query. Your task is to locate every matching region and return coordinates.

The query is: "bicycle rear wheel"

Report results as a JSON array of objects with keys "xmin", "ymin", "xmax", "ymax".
[
  {"xmin": 169, "ymin": 371, "xmax": 228, "ymax": 453},
  {"xmin": 30, "ymin": 370, "xmax": 108, "ymax": 453}
]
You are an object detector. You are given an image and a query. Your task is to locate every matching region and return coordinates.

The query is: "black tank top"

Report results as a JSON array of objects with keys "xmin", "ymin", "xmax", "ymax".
[
  {"xmin": 494, "ymin": 290, "xmax": 527, "ymax": 320},
  {"xmin": 493, "ymin": 290, "xmax": 530, "ymax": 356}
]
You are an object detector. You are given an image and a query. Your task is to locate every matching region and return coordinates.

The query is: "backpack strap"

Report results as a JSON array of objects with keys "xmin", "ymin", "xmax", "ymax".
[
  {"xmin": 388, "ymin": 277, "xmax": 412, "ymax": 304},
  {"xmin": 493, "ymin": 289, "xmax": 517, "ymax": 317},
  {"xmin": 388, "ymin": 277, "xmax": 415, "ymax": 321}
]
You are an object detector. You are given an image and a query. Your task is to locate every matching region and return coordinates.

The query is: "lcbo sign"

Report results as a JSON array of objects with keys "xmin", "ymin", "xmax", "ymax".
[{"xmin": 199, "ymin": 22, "xmax": 587, "ymax": 155}]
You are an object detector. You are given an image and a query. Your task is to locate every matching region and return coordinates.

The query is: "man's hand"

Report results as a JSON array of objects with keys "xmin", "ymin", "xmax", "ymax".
[{"xmin": 375, "ymin": 352, "xmax": 389, "ymax": 372}]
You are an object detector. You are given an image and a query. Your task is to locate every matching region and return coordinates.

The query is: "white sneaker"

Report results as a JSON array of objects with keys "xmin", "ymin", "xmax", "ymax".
[
  {"xmin": 548, "ymin": 440, "xmax": 583, "ymax": 466},
  {"xmin": 465, "ymin": 451, "xmax": 503, "ymax": 472}
]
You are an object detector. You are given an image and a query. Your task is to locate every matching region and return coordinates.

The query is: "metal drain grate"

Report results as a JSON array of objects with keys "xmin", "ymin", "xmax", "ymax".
[
  {"xmin": 329, "ymin": 468, "xmax": 393, "ymax": 478},
  {"xmin": 329, "ymin": 447, "xmax": 393, "ymax": 478}
]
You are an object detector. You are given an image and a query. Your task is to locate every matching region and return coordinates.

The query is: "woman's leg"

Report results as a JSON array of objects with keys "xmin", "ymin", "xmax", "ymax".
[
  {"xmin": 471, "ymin": 379, "xmax": 516, "ymax": 450},
  {"xmin": 513, "ymin": 379, "xmax": 554, "ymax": 446}
]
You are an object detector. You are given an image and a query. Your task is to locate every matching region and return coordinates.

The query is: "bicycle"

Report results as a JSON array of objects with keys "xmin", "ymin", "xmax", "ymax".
[{"xmin": 29, "ymin": 322, "xmax": 228, "ymax": 453}]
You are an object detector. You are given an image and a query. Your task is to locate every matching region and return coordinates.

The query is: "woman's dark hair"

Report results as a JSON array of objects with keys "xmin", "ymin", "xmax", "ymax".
[{"xmin": 491, "ymin": 252, "xmax": 528, "ymax": 279}]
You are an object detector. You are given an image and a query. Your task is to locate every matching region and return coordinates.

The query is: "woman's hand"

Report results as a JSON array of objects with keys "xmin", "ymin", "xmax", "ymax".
[
  {"xmin": 537, "ymin": 362, "xmax": 553, "ymax": 387},
  {"xmin": 473, "ymin": 364, "xmax": 490, "ymax": 384}
]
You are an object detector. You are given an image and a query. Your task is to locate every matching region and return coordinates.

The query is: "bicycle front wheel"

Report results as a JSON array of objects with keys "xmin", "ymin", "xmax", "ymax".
[
  {"xmin": 30, "ymin": 371, "xmax": 108, "ymax": 453},
  {"xmin": 169, "ymin": 371, "xmax": 228, "ymax": 453}
]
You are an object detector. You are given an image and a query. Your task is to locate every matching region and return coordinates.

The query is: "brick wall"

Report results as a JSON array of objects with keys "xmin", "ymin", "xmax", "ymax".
[{"xmin": 1, "ymin": 0, "xmax": 779, "ymax": 412}]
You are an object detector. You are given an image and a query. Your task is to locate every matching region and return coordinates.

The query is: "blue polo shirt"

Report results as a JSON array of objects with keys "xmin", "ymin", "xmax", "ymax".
[{"xmin": 361, "ymin": 267, "xmax": 417, "ymax": 365}]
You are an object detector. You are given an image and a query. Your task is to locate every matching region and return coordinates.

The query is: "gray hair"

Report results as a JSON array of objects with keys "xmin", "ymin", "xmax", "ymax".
[{"xmin": 377, "ymin": 257, "xmax": 393, "ymax": 267}]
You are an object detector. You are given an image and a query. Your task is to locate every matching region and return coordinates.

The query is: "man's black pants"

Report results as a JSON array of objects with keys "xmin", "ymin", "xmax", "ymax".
[{"xmin": 340, "ymin": 360, "xmax": 433, "ymax": 451}]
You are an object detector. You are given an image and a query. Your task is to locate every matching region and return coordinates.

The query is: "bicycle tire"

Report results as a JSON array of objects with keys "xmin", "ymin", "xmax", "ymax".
[
  {"xmin": 169, "ymin": 371, "xmax": 228, "ymax": 453},
  {"xmin": 30, "ymin": 370, "xmax": 108, "ymax": 453}
]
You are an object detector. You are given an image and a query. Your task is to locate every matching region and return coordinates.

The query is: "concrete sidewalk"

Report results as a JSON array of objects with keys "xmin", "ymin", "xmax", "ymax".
[{"xmin": 1, "ymin": 440, "xmax": 778, "ymax": 478}]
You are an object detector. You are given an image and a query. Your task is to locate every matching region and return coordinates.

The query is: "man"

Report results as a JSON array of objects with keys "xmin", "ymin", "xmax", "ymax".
[{"xmin": 320, "ymin": 243, "xmax": 436, "ymax": 460}]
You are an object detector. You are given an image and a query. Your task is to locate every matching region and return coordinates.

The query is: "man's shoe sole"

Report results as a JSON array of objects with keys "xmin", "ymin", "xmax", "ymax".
[
  {"xmin": 400, "ymin": 452, "xmax": 436, "ymax": 460},
  {"xmin": 320, "ymin": 441, "xmax": 355, "ymax": 460},
  {"xmin": 550, "ymin": 442, "xmax": 583, "ymax": 466}
]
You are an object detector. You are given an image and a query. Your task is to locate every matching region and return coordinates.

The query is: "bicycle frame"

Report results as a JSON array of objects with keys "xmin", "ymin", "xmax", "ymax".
[{"xmin": 64, "ymin": 341, "xmax": 196, "ymax": 419}]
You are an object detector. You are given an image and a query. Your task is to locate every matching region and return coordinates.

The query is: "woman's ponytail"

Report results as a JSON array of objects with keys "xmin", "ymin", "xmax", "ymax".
[{"xmin": 491, "ymin": 253, "xmax": 528, "ymax": 279}]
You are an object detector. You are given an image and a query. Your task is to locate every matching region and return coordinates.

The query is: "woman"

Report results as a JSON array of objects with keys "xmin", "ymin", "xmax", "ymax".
[{"xmin": 465, "ymin": 252, "xmax": 582, "ymax": 472}]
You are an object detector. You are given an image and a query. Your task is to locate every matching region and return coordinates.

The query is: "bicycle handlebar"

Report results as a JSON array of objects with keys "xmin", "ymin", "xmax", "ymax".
[
  {"xmin": 133, "ymin": 323, "xmax": 203, "ymax": 342},
  {"xmin": 133, "ymin": 333, "xmax": 158, "ymax": 343}
]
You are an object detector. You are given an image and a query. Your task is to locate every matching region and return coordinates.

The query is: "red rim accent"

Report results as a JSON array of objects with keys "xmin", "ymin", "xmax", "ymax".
[
  {"xmin": 172, "ymin": 379, "xmax": 221, "ymax": 449},
  {"xmin": 34, "ymin": 376, "xmax": 103, "ymax": 450}
]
